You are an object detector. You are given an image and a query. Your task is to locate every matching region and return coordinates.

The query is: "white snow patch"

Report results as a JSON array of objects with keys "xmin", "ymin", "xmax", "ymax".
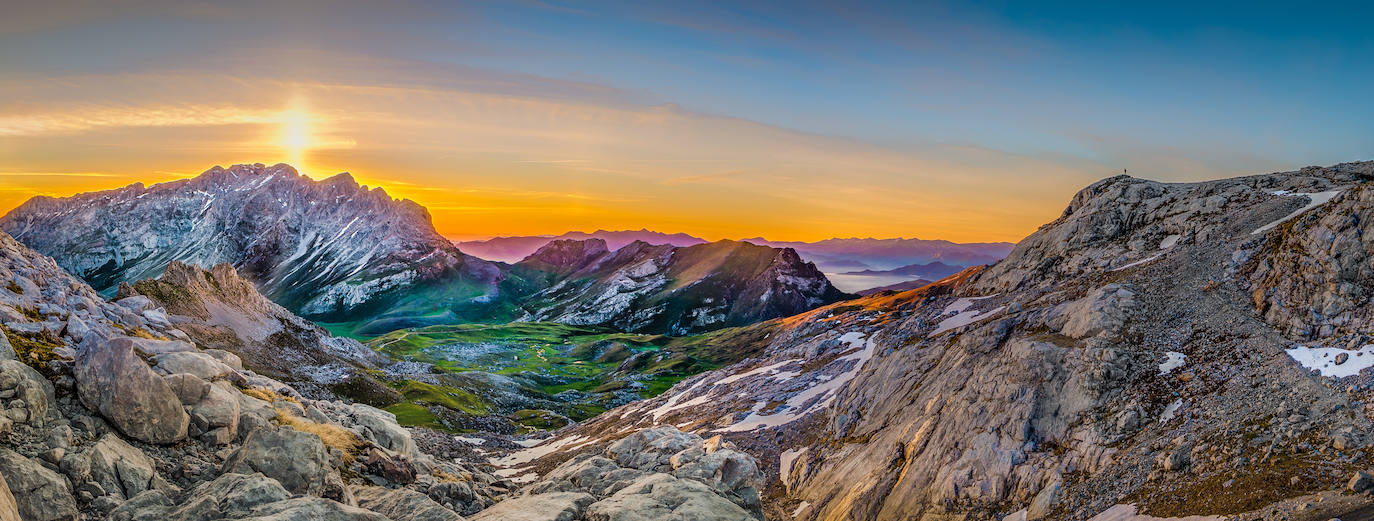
[
  {"xmin": 1112, "ymin": 255, "xmax": 1161, "ymax": 271},
  {"xmin": 493, "ymin": 435, "xmax": 591, "ymax": 468},
  {"xmin": 1158, "ymin": 351, "xmax": 1186, "ymax": 375},
  {"xmin": 1285, "ymin": 344, "xmax": 1374, "ymax": 378},
  {"xmin": 932, "ymin": 296, "xmax": 1005, "ymax": 335},
  {"xmin": 1251, "ymin": 190, "xmax": 1341, "ymax": 235},
  {"xmin": 716, "ymin": 332, "xmax": 877, "ymax": 432},
  {"xmin": 716, "ymin": 359, "xmax": 803, "ymax": 385},
  {"xmin": 1159, "ymin": 234, "xmax": 1180, "ymax": 249},
  {"xmin": 1159, "ymin": 399, "xmax": 1182, "ymax": 423},
  {"xmin": 454, "ymin": 436, "xmax": 485, "ymax": 446},
  {"xmin": 1087, "ymin": 504, "xmax": 1221, "ymax": 521},
  {"xmin": 792, "ymin": 501, "xmax": 811, "ymax": 518}
]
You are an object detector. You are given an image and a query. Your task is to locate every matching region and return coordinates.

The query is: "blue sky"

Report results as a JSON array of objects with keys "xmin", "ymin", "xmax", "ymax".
[{"xmin": 1, "ymin": 1, "xmax": 1370, "ymax": 241}]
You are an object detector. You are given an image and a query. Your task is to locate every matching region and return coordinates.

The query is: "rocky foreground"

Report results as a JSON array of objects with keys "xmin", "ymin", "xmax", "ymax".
[
  {"xmin": 0, "ymin": 229, "xmax": 763, "ymax": 520},
  {"xmin": 489, "ymin": 162, "xmax": 1374, "ymax": 520}
]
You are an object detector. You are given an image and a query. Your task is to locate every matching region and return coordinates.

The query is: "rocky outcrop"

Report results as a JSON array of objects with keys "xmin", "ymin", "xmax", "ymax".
[
  {"xmin": 75, "ymin": 336, "xmax": 190, "ymax": 444},
  {"xmin": 495, "ymin": 426, "xmax": 763, "ymax": 521},
  {"xmin": 88, "ymin": 434, "xmax": 157, "ymax": 501},
  {"xmin": 0, "ymin": 448, "xmax": 78, "ymax": 521},
  {"xmin": 353, "ymin": 486, "xmax": 464, "ymax": 521},
  {"xmin": 1243, "ymin": 182, "xmax": 1374, "ymax": 340},
  {"xmin": 221, "ymin": 426, "xmax": 330, "ymax": 496}
]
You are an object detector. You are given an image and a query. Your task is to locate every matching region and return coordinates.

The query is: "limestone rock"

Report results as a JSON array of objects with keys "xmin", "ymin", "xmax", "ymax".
[
  {"xmin": 221, "ymin": 426, "xmax": 330, "ymax": 496},
  {"xmin": 0, "ymin": 448, "xmax": 77, "ymax": 521},
  {"xmin": 354, "ymin": 486, "xmax": 464, "ymax": 521},
  {"xmin": 89, "ymin": 434, "xmax": 157, "ymax": 501},
  {"xmin": 468, "ymin": 492, "xmax": 593, "ymax": 521},
  {"xmin": 75, "ymin": 336, "xmax": 189, "ymax": 444}
]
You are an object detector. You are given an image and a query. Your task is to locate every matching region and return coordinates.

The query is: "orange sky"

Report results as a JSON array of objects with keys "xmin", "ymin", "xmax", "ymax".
[
  {"xmin": 0, "ymin": 81, "xmax": 1103, "ymax": 243},
  {"xmin": 5, "ymin": 3, "xmax": 1335, "ymax": 244}
]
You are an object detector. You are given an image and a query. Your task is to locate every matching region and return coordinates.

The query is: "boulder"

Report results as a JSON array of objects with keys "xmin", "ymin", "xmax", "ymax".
[
  {"xmin": 189, "ymin": 382, "xmax": 240, "ymax": 443},
  {"xmin": 0, "ymin": 359, "xmax": 56, "ymax": 426},
  {"xmin": 74, "ymin": 336, "xmax": 189, "ymax": 444},
  {"xmin": 127, "ymin": 338, "xmax": 195, "ymax": 355},
  {"xmin": 0, "ymin": 331, "xmax": 13, "ymax": 361},
  {"xmin": 163, "ymin": 373, "xmax": 210, "ymax": 405},
  {"xmin": 1349, "ymin": 471, "xmax": 1373, "ymax": 493},
  {"xmin": 606, "ymin": 426, "xmax": 701, "ymax": 471},
  {"xmin": 1025, "ymin": 481, "xmax": 1061, "ymax": 520},
  {"xmin": 221, "ymin": 426, "xmax": 330, "ymax": 496},
  {"xmin": 348, "ymin": 404, "xmax": 416, "ymax": 456},
  {"xmin": 202, "ymin": 349, "xmax": 243, "ymax": 370},
  {"xmin": 1053, "ymin": 284, "xmax": 1135, "ymax": 339},
  {"xmin": 151, "ymin": 351, "xmax": 234, "ymax": 381},
  {"xmin": 0, "ymin": 448, "xmax": 77, "ymax": 521},
  {"xmin": 584, "ymin": 473, "xmax": 752, "ymax": 521},
  {"xmin": 116, "ymin": 296, "xmax": 154, "ymax": 313},
  {"xmin": 468, "ymin": 492, "xmax": 594, "ymax": 521},
  {"xmin": 354, "ymin": 486, "xmax": 464, "ymax": 521},
  {"xmin": 89, "ymin": 434, "xmax": 156, "ymax": 500}
]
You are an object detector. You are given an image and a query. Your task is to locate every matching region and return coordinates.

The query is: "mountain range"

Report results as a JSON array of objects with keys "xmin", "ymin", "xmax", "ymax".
[
  {"xmin": 458, "ymin": 231, "xmax": 1013, "ymax": 273},
  {"xmin": 456, "ymin": 230, "xmax": 708, "ymax": 263},
  {"xmin": 0, "ymin": 164, "xmax": 847, "ymax": 337}
]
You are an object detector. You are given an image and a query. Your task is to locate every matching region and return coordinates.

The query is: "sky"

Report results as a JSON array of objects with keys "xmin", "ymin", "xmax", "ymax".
[{"xmin": 1, "ymin": 1, "xmax": 1370, "ymax": 243}]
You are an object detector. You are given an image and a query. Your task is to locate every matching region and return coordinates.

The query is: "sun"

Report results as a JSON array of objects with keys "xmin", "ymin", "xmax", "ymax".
[{"xmin": 278, "ymin": 100, "xmax": 314, "ymax": 171}]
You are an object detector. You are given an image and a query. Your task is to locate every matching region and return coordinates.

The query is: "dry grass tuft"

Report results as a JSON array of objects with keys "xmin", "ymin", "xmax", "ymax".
[
  {"xmin": 432, "ymin": 468, "xmax": 462, "ymax": 483},
  {"xmin": 273, "ymin": 407, "xmax": 367, "ymax": 464},
  {"xmin": 241, "ymin": 387, "xmax": 301, "ymax": 406}
]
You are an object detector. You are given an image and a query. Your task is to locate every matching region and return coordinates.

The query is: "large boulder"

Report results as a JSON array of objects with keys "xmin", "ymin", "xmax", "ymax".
[
  {"xmin": 343, "ymin": 404, "xmax": 415, "ymax": 456},
  {"xmin": 0, "ymin": 359, "xmax": 56, "ymax": 426},
  {"xmin": 353, "ymin": 486, "xmax": 464, "ymax": 521},
  {"xmin": 89, "ymin": 434, "xmax": 157, "ymax": 501},
  {"xmin": 468, "ymin": 492, "xmax": 594, "ymax": 521},
  {"xmin": 585, "ymin": 473, "xmax": 753, "ymax": 521},
  {"xmin": 605, "ymin": 426, "xmax": 701, "ymax": 471},
  {"xmin": 221, "ymin": 426, "xmax": 330, "ymax": 496},
  {"xmin": 0, "ymin": 448, "xmax": 77, "ymax": 521},
  {"xmin": 75, "ymin": 336, "xmax": 189, "ymax": 444}
]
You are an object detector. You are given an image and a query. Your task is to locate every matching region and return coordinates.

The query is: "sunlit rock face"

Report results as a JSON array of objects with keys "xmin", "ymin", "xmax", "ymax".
[{"xmin": 0, "ymin": 163, "xmax": 505, "ymax": 323}]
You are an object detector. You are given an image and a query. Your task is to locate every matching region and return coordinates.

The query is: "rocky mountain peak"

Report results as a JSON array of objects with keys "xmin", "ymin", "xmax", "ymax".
[
  {"xmin": 520, "ymin": 238, "xmax": 610, "ymax": 274},
  {"xmin": 0, "ymin": 163, "xmax": 504, "ymax": 329}
]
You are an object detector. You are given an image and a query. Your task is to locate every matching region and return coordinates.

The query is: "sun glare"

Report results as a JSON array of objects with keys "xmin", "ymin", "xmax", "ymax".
[{"xmin": 278, "ymin": 101, "xmax": 313, "ymax": 172}]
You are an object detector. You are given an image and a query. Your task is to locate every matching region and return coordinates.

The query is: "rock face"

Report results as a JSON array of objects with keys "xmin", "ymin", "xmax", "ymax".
[
  {"xmin": 221, "ymin": 426, "xmax": 330, "ymax": 496},
  {"xmin": 124, "ymin": 261, "xmax": 389, "ymax": 399},
  {"xmin": 0, "ymin": 163, "xmax": 504, "ymax": 328},
  {"xmin": 488, "ymin": 426, "xmax": 763, "ymax": 521},
  {"xmin": 1241, "ymin": 178, "xmax": 1374, "ymax": 340},
  {"xmin": 0, "ymin": 448, "xmax": 77, "ymax": 521},
  {"xmin": 75, "ymin": 336, "xmax": 190, "ymax": 444},
  {"xmin": 511, "ymin": 239, "xmax": 851, "ymax": 335},
  {"xmin": 353, "ymin": 486, "xmax": 464, "ymax": 521}
]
